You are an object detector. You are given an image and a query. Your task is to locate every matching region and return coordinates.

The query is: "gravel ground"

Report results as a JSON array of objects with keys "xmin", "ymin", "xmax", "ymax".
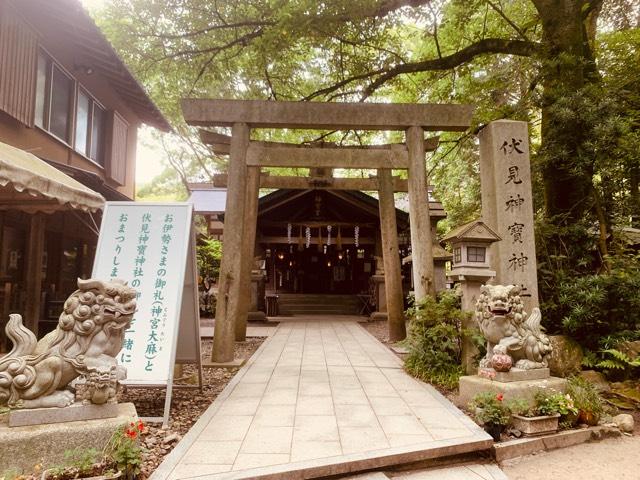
[{"xmin": 118, "ymin": 338, "xmax": 263, "ymax": 479}]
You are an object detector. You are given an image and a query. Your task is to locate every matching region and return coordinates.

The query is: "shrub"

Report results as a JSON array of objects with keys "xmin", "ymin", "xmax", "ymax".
[
  {"xmin": 470, "ymin": 392, "xmax": 511, "ymax": 426},
  {"xmin": 197, "ymin": 236, "xmax": 222, "ymax": 315},
  {"xmin": 404, "ymin": 290, "xmax": 471, "ymax": 390},
  {"xmin": 542, "ymin": 259, "xmax": 640, "ymax": 377}
]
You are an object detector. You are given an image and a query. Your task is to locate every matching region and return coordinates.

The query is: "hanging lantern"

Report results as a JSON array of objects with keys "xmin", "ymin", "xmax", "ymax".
[
  {"xmin": 337, "ymin": 226, "xmax": 343, "ymax": 250},
  {"xmin": 354, "ymin": 225, "xmax": 360, "ymax": 248},
  {"xmin": 287, "ymin": 223, "xmax": 292, "ymax": 244},
  {"xmin": 327, "ymin": 225, "xmax": 332, "ymax": 246},
  {"xmin": 305, "ymin": 226, "xmax": 311, "ymax": 248},
  {"xmin": 298, "ymin": 226, "xmax": 304, "ymax": 251}
]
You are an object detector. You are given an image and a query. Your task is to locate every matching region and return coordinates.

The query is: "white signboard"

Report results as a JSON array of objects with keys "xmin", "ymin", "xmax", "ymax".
[{"xmin": 92, "ymin": 202, "xmax": 193, "ymax": 385}]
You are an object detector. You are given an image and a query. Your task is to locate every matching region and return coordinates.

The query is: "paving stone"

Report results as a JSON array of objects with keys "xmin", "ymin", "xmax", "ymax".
[
  {"xmin": 150, "ymin": 319, "xmax": 492, "ymax": 480},
  {"xmin": 291, "ymin": 441, "xmax": 342, "ymax": 462},
  {"xmin": 232, "ymin": 453, "xmax": 290, "ymax": 470},
  {"xmin": 240, "ymin": 425, "xmax": 294, "ymax": 454},
  {"xmin": 293, "ymin": 415, "xmax": 340, "ymax": 442},
  {"xmin": 200, "ymin": 415, "xmax": 253, "ymax": 441},
  {"xmin": 182, "ymin": 440, "xmax": 241, "ymax": 464},
  {"xmin": 295, "ymin": 395, "xmax": 335, "ymax": 415}
]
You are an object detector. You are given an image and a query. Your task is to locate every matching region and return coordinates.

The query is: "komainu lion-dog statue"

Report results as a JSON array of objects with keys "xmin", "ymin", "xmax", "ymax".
[
  {"xmin": 475, "ymin": 284, "xmax": 552, "ymax": 370},
  {"xmin": 0, "ymin": 279, "xmax": 136, "ymax": 409}
]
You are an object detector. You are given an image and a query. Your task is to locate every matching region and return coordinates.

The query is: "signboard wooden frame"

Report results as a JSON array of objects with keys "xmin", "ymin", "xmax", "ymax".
[{"xmin": 92, "ymin": 202, "xmax": 203, "ymax": 427}]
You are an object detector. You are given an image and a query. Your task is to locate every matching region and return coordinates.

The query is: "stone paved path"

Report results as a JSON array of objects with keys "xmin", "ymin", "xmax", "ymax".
[{"xmin": 152, "ymin": 317, "xmax": 494, "ymax": 480}]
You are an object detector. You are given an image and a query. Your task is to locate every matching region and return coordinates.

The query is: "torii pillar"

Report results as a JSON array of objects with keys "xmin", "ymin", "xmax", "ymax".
[
  {"xmin": 407, "ymin": 126, "xmax": 436, "ymax": 300},
  {"xmin": 377, "ymin": 169, "xmax": 406, "ymax": 341},
  {"xmin": 211, "ymin": 123, "xmax": 249, "ymax": 363}
]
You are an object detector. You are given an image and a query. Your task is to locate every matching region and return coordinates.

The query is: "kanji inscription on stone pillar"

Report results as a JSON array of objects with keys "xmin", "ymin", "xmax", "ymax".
[{"xmin": 479, "ymin": 120, "xmax": 539, "ymax": 312}]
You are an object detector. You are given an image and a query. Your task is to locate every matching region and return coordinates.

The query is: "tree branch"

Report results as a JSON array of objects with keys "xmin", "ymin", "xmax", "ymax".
[
  {"xmin": 485, "ymin": 0, "xmax": 530, "ymax": 41},
  {"xmin": 305, "ymin": 38, "xmax": 540, "ymax": 101}
]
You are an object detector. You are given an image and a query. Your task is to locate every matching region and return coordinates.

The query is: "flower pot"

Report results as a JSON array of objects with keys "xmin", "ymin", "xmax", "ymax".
[
  {"xmin": 578, "ymin": 410, "xmax": 599, "ymax": 426},
  {"xmin": 483, "ymin": 422, "xmax": 504, "ymax": 441},
  {"xmin": 511, "ymin": 413, "xmax": 560, "ymax": 437}
]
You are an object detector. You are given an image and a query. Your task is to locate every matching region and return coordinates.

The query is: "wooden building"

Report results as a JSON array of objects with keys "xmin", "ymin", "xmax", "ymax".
[
  {"xmin": 0, "ymin": 0, "xmax": 170, "ymax": 344},
  {"xmin": 188, "ymin": 183, "xmax": 449, "ymax": 314}
]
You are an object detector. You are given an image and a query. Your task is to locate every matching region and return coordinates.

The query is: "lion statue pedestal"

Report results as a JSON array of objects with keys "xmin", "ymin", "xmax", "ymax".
[{"xmin": 458, "ymin": 285, "xmax": 567, "ymax": 407}]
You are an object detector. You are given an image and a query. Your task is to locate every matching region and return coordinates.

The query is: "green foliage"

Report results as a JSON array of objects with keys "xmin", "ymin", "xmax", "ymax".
[
  {"xmin": 196, "ymin": 235, "xmax": 222, "ymax": 315},
  {"xmin": 103, "ymin": 422, "xmax": 145, "ymax": 480},
  {"xmin": 64, "ymin": 448, "xmax": 99, "ymax": 474},
  {"xmin": 533, "ymin": 390, "xmax": 578, "ymax": 417},
  {"xmin": 470, "ymin": 392, "xmax": 511, "ymax": 426},
  {"xmin": 45, "ymin": 448, "xmax": 100, "ymax": 479},
  {"xmin": 404, "ymin": 290, "xmax": 470, "ymax": 390},
  {"xmin": 566, "ymin": 376, "xmax": 604, "ymax": 421},
  {"xmin": 583, "ymin": 348, "xmax": 640, "ymax": 377},
  {"xmin": 196, "ymin": 236, "xmax": 222, "ymax": 281},
  {"xmin": 540, "ymin": 261, "xmax": 640, "ymax": 365}
]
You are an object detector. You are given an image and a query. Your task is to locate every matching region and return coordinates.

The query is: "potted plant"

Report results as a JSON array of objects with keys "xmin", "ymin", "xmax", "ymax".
[
  {"xmin": 567, "ymin": 376, "xmax": 604, "ymax": 426},
  {"xmin": 510, "ymin": 390, "xmax": 578, "ymax": 436},
  {"xmin": 41, "ymin": 420, "xmax": 144, "ymax": 480},
  {"xmin": 470, "ymin": 392, "xmax": 511, "ymax": 441}
]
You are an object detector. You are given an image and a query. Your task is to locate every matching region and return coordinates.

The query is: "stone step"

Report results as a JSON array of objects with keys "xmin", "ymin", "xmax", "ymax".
[{"xmin": 335, "ymin": 462, "xmax": 508, "ymax": 480}]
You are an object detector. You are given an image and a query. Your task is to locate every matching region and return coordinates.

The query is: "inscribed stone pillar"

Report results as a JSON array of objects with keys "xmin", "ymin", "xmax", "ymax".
[
  {"xmin": 479, "ymin": 120, "xmax": 539, "ymax": 312},
  {"xmin": 377, "ymin": 169, "xmax": 406, "ymax": 341},
  {"xmin": 212, "ymin": 123, "xmax": 249, "ymax": 362},
  {"xmin": 406, "ymin": 126, "xmax": 436, "ymax": 300},
  {"xmin": 235, "ymin": 166, "xmax": 261, "ymax": 341}
]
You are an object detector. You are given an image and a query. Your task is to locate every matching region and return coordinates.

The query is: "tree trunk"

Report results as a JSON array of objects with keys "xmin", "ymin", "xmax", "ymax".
[{"xmin": 534, "ymin": 0, "xmax": 601, "ymax": 221}]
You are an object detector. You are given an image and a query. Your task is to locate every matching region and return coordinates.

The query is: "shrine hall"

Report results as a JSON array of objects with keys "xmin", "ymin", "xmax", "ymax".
[{"xmin": 188, "ymin": 179, "xmax": 452, "ymax": 317}]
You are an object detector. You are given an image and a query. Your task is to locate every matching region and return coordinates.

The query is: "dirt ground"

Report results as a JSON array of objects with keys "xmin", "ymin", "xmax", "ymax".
[{"xmin": 502, "ymin": 435, "xmax": 640, "ymax": 479}]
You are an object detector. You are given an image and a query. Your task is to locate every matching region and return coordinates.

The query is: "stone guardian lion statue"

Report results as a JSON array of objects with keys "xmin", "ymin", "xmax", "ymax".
[
  {"xmin": 475, "ymin": 284, "xmax": 552, "ymax": 370},
  {"xmin": 0, "ymin": 278, "xmax": 136, "ymax": 409}
]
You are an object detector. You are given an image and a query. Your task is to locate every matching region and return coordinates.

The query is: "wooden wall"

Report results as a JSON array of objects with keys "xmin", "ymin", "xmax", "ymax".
[{"xmin": 0, "ymin": 1, "xmax": 38, "ymax": 127}]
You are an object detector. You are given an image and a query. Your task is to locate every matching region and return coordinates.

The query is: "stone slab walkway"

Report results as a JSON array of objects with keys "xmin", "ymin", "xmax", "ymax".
[{"xmin": 152, "ymin": 317, "xmax": 494, "ymax": 480}]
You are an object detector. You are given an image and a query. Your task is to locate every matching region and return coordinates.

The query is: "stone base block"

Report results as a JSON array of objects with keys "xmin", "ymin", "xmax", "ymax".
[
  {"xmin": 9, "ymin": 403, "xmax": 120, "ymax": 427},
  {"xmin": 479, "ymin": 367, "xmax": 550, "ymax": 383},
  {"xmin": 202, "ymin": 358, "xmax": 246, "ymax": 368},
  {"xmin": 248, "ymin": 311, "xmax": 267, "ymax": 321},
  {"xmin": 0, "ymin": 403, "xmax": 137, "ymax": 474},
  {"xmin": 459, "ymin": 375, "xmax": 567, "ymax": 407},
  {"xmin": 370, "ymin": 311, "xmax": 388, "ymax": 321}
]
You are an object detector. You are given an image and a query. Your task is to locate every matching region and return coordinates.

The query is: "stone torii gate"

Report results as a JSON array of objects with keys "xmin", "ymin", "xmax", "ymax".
[{"xmin": 182, "ymin": 99, "xmax": 474, "ymax": 363}]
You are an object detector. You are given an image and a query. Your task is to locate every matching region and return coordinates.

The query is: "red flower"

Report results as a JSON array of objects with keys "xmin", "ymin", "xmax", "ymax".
[
  {"xmin": 137, "ymin": 420, "xmax": 145, "ymax": 432},
  {"xmin": 496, "ymin": 393, "xmax": 504, "ymax": 402},
  {"xmin": 125, "ymin": 428, "xmax": 137, "ymax": 440}
]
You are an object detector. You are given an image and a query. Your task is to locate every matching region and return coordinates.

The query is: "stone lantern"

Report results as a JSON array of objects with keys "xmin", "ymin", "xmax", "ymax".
[{"xmin": 441, "ymin": 219, "xmax": 501, "ymax": 373}]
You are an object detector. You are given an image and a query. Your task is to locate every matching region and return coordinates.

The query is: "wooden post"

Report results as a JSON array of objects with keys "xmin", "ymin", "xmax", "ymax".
[
  {"xmin": 407, "ymin": 126, "xmax": 436, "ymax": 300},
  {"xmin": 25, "ymin": 213, "xmax": 45, "ymax": 335},
  {"xmin": 377, "ymin": 169, "xmax": 406, "ymax": 341},
  {"xmin": 212, "ymin": 123, "xmax": 249, "ymax": 363},
  {"xmin": 235, "ymin": 166, "xmax": 261, "ymax": 341}
]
